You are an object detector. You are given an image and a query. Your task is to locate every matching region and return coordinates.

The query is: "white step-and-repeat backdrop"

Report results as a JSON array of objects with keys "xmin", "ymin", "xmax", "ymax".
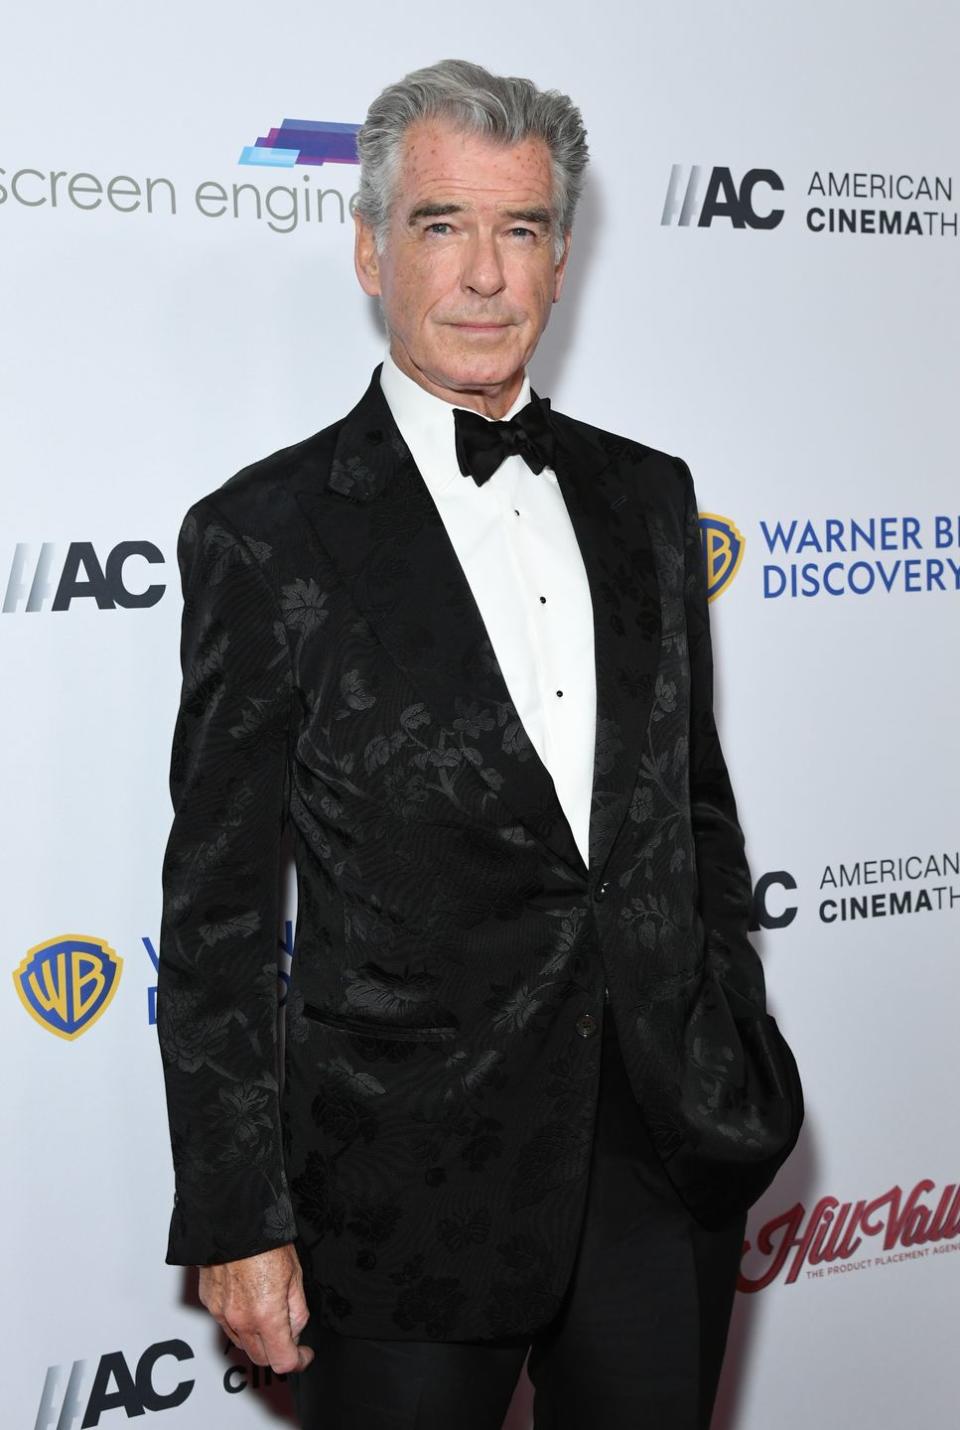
[{"xmin": 3, "ymin": 3, "xmax": 957, "ymax": 1426}]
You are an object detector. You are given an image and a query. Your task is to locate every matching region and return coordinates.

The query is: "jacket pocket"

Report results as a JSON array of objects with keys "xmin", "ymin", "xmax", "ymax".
[{"xmin": 301, "ymin": 1002, "xmax": 458, "ymax": 1043}]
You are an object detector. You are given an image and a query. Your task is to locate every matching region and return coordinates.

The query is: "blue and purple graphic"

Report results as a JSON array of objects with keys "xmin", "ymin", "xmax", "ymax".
[{"xmin": 240, "ymin": 119, "xmax": 361, "ymax": 168}]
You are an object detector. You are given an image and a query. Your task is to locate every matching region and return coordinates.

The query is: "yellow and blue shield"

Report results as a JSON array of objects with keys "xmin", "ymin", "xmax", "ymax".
[
  {"xmin": 700, "ymin": 513, "xmax": 745, "ymax": 601},
  {"xmin": 13, "ymin": 934, "xmax": 122, "ymax": 1040}
]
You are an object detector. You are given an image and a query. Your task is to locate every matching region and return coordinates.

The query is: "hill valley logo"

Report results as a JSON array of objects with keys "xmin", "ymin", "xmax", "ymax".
[
  {"xmin": 13, "ymin": 935, "xmax": 122, "ymax": 1040},
  {"xmin": 740, "ymin": 1174, "xmax": 960, "ymax": 1292}
]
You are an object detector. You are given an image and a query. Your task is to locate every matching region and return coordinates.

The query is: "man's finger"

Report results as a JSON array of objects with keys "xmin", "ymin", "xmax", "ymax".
[
  {"xmin": 226, "ymin": 1316, "xmax": 273, "ymax": 1367},
  {"xmin": 257, "ymin": 1319, "xmax": 313, "ymax": 1375},
  {"xmin": 216, "ymin": 1318, "xmax": 245, "ymax": 1353},
  {"xmin": 287, "ymin": 1272, "xmax": 310, "ymax": 1339},
  {"xmin": 294, "ymin": 1342, "xmax": 315, "ymax": 1370}
]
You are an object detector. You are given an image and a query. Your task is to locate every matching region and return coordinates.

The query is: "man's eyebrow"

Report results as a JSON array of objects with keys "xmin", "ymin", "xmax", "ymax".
[
  {"xmin": 407, "ymin": 202, "xmax": 465, "ymax": 223},
  {"xmin": 504, "ymin": 207, "xmax": 552, "ymax": 225},
  {"xmin": 405, "ymin": 202, "xmax": 554, "ymax": 226}
]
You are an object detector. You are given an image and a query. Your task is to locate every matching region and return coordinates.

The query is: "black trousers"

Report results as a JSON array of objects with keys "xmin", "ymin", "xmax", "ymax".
[{"xmin": 289, "ymin": 1010, "xmax": 746, "ymax": 1430}]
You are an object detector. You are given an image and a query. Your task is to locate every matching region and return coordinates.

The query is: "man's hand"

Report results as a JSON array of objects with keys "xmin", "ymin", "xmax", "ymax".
[{"xmin": 198, "ymin": 1243, "xmax": 315, "ymax": 1374}]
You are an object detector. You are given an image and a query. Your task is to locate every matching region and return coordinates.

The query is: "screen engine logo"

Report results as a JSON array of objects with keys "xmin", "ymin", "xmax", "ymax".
[
  {"xmin": 13, "ymin": 935, "xmax": 122, "ymax": 1040},
  {"xmin": 240, "ymin": 119, "xmax": 361, "ymax": 168}
]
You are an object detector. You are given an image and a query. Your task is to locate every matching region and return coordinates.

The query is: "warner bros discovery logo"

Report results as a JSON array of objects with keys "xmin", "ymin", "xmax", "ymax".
[
  {"xmin": 700, "ymin": 513, "xmax": 745, "ymax": 600},
  {"xmin": 13, "ymin": 935, "xmax": 122, "ymax": 1040}
]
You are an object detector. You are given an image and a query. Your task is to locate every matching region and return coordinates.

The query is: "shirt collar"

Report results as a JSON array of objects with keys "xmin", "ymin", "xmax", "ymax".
[{"xmin": 379, "ymin": 349, "xmax": 532, "ymax": 496}]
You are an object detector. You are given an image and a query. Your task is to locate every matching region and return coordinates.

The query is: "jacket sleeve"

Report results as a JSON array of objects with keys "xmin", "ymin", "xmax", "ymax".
[
  {"xmin": 675, "ymin": 455, "xmax": 768, "ymax": 1011},
  {"xmin": 157, "ymin": 495, "xmax": 296, "ymax": 1265}
]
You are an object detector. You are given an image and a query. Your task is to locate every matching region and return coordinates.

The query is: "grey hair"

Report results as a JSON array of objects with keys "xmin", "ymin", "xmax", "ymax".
[{"xmin": 355, "ymin": 58, "xmax": 589, "ymax": 261}]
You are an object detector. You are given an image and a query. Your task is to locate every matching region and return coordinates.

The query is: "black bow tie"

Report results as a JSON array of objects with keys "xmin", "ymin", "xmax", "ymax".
[{"xmin": 453, "ymin": 394, "xmax": 557, "ymax": 486}]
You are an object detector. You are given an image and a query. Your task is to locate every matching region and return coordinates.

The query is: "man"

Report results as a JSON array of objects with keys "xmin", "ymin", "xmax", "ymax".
[{"xmin": 157, "ymin": 58, "xmax": 803, "ymax": 1429}]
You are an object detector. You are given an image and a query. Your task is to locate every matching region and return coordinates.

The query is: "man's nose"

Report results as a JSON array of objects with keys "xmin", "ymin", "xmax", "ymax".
[{"xmin": 461, "ymin": 233, "xmax": 506, "ymax": 297}]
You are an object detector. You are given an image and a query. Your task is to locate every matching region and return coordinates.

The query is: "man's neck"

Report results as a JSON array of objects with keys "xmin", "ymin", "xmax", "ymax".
[{"xmin": 387, "ymin": 342, "xmax": 524, "ymax": 419}]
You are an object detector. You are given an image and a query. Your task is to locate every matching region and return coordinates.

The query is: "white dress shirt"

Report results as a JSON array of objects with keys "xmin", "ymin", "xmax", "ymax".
[{"xmin": 379, "ymin": 351, "xmax": 597, "ymax": 869}]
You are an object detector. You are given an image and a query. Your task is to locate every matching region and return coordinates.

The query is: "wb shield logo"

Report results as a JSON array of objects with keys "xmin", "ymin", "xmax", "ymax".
[
  {"xmin": 700, "ymin": 514, "xmax": 745, "ymax": 600},
  {"xmin": 13, "ymin": 935, "xmax": 122, "ymax": 1039}
]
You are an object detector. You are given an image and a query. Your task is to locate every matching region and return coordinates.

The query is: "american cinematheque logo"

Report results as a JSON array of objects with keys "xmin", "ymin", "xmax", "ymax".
[
  {"xmin": 663, "ymin": 165, "xmax": 957, "ymax": 238},
  {"xmin": 0, "ymin": 116, "xmax": 360, "ymax": 237},
  {"xmin": 818, "ymin": 849, "xmax": 960, "ymax": 924},
  {"xmin": 749, "ymin": 847, "xmax": 960, "ymax": 931},
  {"xmin": 740, "ymin": 1176, "xmax": 960, "ymax": 1291}
]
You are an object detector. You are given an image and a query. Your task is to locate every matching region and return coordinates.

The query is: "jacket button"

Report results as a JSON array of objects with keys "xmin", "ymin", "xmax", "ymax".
[
  {"xmin": 593, "ymin": 880, "xmax": 610, "ymax": 902},
  {"xmin": 575, "ymin": 1011, "xmax": 598, "ymax": 1039}
]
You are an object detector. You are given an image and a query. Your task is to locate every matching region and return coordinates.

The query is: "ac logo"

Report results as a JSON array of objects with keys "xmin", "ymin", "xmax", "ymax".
[
  {"xmin": 13, "ymin": 935, "xmax": 123, "ymax": 1040},
  {"xmin": 662, "ymin": 165, "xmax": 785, "ymax": 229},
  {"xmin": 34, "ymin": 1340, "xmax": 194, "ymax": 1429},
  {"xmin": 700, "ymin": 513, "xmax": 745, "ymax": 600},
  {"xmin": 2, "ymin": 541, "xmax": 165, "ymax": 612},
  {"xmin": 750, "ymin": 870, "xmax": 799, "ymax": 931}
]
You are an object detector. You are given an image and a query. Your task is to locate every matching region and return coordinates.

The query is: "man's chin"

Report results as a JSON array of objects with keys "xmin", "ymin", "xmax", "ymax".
[
  {"xmin": 428, "ymin": 355, "xmax": 525, "ymax": 395},
  {"xmin": 428, "ymin": 330, "xmax": 530, "ymax": 379}
]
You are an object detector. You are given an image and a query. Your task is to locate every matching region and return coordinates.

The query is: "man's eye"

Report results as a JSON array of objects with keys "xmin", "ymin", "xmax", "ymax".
[
  {"xmin": 425, "ymin": 222, "xmax": 453, "ymax": 235},
  {"xmin": 508, "ymin": 227, "xmax": 536, "ymax": 239}
]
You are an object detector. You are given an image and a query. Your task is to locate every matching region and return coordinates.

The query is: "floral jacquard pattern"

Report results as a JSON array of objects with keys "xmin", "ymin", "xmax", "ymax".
[{"xmin": 156, "ymin": 369, "xmax": 802, "ymax": 1343}]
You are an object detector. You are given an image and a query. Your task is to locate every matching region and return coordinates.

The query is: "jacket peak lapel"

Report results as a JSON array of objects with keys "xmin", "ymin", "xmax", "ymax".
[
  {"xmin": 293, "ymin": 371, "xmax": 662, "ymax": 884},
  {"xmin": 548, "ymin": 410, "xmax": 662, "ymax": 879}
]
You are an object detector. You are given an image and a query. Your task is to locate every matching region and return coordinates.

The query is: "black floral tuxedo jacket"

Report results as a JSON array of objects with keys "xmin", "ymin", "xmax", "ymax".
[{"xmin": 157, "ymin": 365, "xmax": 803, "ymax": 1342}]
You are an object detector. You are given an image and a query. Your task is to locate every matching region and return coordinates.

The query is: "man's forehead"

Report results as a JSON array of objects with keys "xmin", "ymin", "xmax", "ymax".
[{"xmin": 396, "ymin": 119, "xmax": 554, "ymax": 206}]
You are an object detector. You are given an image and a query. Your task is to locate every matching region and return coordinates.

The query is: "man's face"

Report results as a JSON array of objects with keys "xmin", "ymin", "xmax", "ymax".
[{"xmin": 354, "ymin": 118, "xmax": 570, "ymax": 415}]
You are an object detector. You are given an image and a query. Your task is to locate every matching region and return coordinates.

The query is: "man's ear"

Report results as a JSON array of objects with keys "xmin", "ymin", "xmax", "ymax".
[
  {"xmin": 354, "ymin": 213, "xmax": 382, "ymax": 297},
  {"xmin": 552, "ymin": 230, "xmax": 572, "ymax": 304}
]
